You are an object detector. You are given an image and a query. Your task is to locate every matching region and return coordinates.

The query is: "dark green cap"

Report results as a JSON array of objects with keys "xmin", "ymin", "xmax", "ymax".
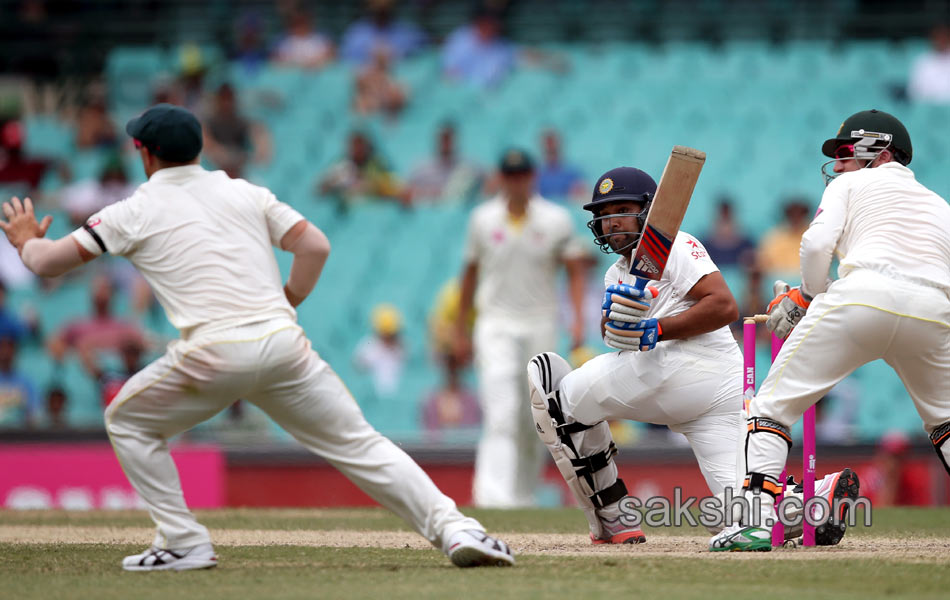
[
  {"xmin": 499, "ymin": 148, "xmax": 535, "ymax": 174},
  {"xmin": 821, "ymin": 109, "xmax": 912, "ymax": 165},
  {"xmin": 126, "ymin": 103, "xmax": 203, "ymax": 162}
]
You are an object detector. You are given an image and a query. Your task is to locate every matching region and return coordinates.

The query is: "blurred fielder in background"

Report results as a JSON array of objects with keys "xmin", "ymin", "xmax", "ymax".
[
  {"xmin": 713, "ymin": 109, "xmax": 950, "ymax": 551},
  {"xmin": 528, "ymin": 166, "xmax": 856, "ymax": 546},
  {"xmin": 0, "ymin": 103, "xmax": 514, "ymax": 571},
  {"xmin": 455, "ymin": 148, "xmax": 587, "ymax": 508}
]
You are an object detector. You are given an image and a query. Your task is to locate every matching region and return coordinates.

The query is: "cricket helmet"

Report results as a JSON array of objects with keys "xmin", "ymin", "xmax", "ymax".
[
  {"xmin": 584, "ymin": 167, "xmax": 655, "ymax": 255},
  {"xmin": 821, "ymin": 109, "xmax": 912, "ymax": 165}
]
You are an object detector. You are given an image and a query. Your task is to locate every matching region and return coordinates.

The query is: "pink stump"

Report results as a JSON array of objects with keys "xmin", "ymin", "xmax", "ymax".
[{"xmin": 770, "ymin": 333, "xmax": 785, "ymax": 547}]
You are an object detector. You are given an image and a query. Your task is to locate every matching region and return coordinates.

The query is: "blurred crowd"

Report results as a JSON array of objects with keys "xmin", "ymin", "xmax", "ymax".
[{"xmin": 1, "ymin": 1, "xmax": 946, "ymax": 464}]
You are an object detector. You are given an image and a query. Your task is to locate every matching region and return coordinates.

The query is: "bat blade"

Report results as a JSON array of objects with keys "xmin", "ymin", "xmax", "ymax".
[{"xmin": 628, "ymin": 145, "xmax": 705, "ymax": 285}]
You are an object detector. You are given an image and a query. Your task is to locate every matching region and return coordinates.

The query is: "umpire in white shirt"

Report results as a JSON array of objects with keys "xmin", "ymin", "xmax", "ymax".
[{"xmin": 0, "ymin": 104, "xmax": 514, "ymax": 571}]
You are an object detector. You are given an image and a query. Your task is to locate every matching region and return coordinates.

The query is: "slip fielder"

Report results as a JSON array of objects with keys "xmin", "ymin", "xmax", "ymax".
[{"xmin": 0, "ymin": 104, "xmax": 514, "ymax": 571}]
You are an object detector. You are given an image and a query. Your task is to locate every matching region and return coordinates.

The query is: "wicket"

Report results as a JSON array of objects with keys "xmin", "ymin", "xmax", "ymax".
[{"xmin": 743, "ymin": 315, "xmax": 816, "ymax": 547}]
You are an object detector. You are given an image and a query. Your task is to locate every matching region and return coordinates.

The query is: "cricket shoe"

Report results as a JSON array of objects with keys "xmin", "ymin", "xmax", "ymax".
[
  {"xmin": 784, "ymin": 468, "xmax": 860, "ymax": 546},
  {"xmin": 446, "ymin": 530, "xmax": 515, "ymax": 567},
  {"xmin": 708, "ymin": 524, "xmax": 772, "ymax": 552},
  {"xmin": 122, "ymin": 543, "xmax": 218, "ymax": 571},
  {"xmin": 590, "ymin": 511, "xmax": 646, "ymax": 545}
]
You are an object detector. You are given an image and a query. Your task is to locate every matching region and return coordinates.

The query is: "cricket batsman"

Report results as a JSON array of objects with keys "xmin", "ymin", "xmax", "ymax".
[
  {"xmin": 712, "ymin": 109, "xmax": 950, "ymax": 551},
  {"xmin": 527, "ymin": 166, "xmax": 857, "ymax": 546},
  {"xmin": 0, "ymin": 104, "xmax": 514, "ymax": 570}
]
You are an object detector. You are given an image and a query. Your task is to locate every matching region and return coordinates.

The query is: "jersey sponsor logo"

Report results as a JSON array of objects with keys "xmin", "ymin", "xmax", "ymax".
[{"xmin": 86, "ymin": 217, "xmax": 102, "ymax": 228}]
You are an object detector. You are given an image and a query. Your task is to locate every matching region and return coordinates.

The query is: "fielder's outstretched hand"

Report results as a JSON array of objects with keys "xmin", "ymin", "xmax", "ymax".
[
  {"xmin": 0, "ymin": 196, "xmax": 53, "ymax": 254},
  {"xmin": 766, "ymin": 280, "xmax": 811, "ymax": 340}
]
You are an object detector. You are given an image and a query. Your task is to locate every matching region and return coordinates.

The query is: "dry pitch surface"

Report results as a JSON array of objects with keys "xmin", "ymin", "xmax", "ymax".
[{"xmin": 3, "ymin": 507, "xmax": 950, "ymax": 599}]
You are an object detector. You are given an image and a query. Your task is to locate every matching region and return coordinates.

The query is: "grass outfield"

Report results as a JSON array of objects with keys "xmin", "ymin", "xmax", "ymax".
[{"xmin": 2, "ymin": 507, "xmax": 950, "ymax": 600}]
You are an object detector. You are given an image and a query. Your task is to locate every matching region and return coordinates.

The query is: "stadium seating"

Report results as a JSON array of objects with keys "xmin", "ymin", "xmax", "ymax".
[{"xmin": 11, "ymin": 39, "xmax": 944, "ymax": 442}]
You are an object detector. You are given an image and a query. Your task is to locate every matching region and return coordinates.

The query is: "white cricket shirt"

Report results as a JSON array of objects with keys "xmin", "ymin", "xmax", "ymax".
[
  {"xmin": 801, "ymin": 162, "xmax": 950, "ymax": 297},
  {"xmin": 606, "ymin": 231, "xmax": 737, "ymax": 354},
  {"xmin": 72, "ymin": 165, "xmax": 304, "ymax": 336},
  {"xmin": 463, "ymin": 194, "xmax": 582, "ymax": 320}
]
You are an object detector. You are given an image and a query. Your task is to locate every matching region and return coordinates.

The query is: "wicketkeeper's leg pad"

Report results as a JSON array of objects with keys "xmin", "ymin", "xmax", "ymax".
[
  {"xmin": 743, "ymin": 416, "xmax": 793, "ymax": 482},
  {"xmin": 930, "ymin": 421, "xmax": 950, "ymax": 477},
  {"xmin": 528, "ymin": 352, "xmax": 626, "ymax": 539}
]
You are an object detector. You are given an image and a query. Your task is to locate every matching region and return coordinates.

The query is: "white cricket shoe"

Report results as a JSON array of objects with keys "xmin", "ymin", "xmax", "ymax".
[
  {"xmin": 446, "ymin": 530, "xmax": 515, "ymax": 568},
  {"xmin": 122, "ymin": 543, "xmax": 218, "ymax": 571}
]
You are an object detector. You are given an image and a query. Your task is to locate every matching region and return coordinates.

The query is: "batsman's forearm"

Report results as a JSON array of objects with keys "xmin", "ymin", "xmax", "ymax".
[
  {"xmin": 285, "ymin": 223, "xmax": 331, "ymax": 304},
  {"xmin": 21, "ymin": 237, "xmax": 85, "ymax": 278},
  {"xmin": 659, "ymin": 294, "xmax": 737, "ymax": 341}
]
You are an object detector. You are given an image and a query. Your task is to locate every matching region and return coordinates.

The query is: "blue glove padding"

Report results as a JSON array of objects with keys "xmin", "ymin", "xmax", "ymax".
[
  {"xmin": 602, "ymin": 284, "xmax": 656, "ymax": 324},
  {"xmin": 603, "ymin": 318, "xmax": 662, "ymax": 352}
]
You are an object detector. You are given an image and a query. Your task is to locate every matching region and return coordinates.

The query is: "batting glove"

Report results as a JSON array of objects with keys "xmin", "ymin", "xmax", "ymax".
[
  {"xmin": 766, "ymin": 280, "xmax": 812, "ymax": 340},
  {"xmin": 602, "ymin": 283, "xmax": 658, "ymax": 324},
  {"xmin": 604, "ymin": 317, "xmax": 662, "ymax": 352}
]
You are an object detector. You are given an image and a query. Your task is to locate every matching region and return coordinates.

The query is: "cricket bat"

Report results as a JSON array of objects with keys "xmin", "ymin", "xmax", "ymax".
[{"xmin": 628, "ymin": 145, "xmax": 706, "ymax": 289}]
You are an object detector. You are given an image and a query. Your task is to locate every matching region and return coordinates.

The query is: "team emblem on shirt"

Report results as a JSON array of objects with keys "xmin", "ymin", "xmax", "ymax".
[{"xmin": 599, "ymin": 178, "xmax": 614, "ymax": 195}]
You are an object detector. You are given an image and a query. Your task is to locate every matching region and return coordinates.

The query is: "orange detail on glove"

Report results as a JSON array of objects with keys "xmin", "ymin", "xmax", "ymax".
[{"xmin": 767, "ymin": 287, "xmax": 811, "ymax": 313}]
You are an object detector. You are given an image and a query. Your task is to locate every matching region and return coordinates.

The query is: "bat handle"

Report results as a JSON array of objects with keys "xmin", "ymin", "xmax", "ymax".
[{"xmin": 631, "ymin": 276, "xmax": 648, "ymax": 291}]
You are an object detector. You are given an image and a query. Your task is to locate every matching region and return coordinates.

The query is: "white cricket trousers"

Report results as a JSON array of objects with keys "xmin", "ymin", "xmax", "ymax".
[
  {"xmin": 559, "ymin": 340, "xmax": 745, "ymax": 496},
  {"xmin": 472, "ymin": 315, "xmax": 556, "ymax": 508},
  {"xmin": 749, "ymin": 269, "xmax": 950, "ymax": 477},
  {"xmin": 105, "ymin": 318, "xmax": 482, "ymax": 550}
]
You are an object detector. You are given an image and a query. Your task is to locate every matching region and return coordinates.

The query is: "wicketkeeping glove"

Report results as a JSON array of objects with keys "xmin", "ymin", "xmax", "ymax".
[
  {"xmin": 602, "ymin": 283, "xmax": 658, "ymax": 324},
  {"xmin": 766, "ymin": 280, "xmax": 812, "ymax": 340},
  {"xmin": 604, "ymin": 317, "xmax": 662, "ymax": 352}
]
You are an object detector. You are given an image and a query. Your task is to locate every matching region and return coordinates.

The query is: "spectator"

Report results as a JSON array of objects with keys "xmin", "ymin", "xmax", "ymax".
[
  {"xmin": 177, "ymin": 44, "xmax": 210, "ymax": 114},
  {"xmin": 442, "ymin": 7, "xmax": 516, "ymax": 89},
  {"xmin": 353, "ymin": 46, "xmax": 409, "ymax": 118},
  {"xmin": 47, "ymin": 275, "xmax": 146, "ymax": 370},
  {"xmin": 92, "ymin": 338, "xmax": 145, "ymax": 406},
  {"xmin": 75, "ymin": 90, "xmax": 118, "ymax": 150},
  {"xmin": 202, "ymin": 83, "xmax": 272, "ymax": 178},
  {"xmin": 536, "ymin": 129, "xmax": 585, "ymax": 203},
  {"xmin": 353, "ymin": 304, "xmax": 407, "ymax": 401},
  {"xmin": 700, "ymin": 198, "xmax": 756, "ymax": 269},
  {"xmin": 408, "ymin": 122, "xmax": 482, "ymax": 205},
  {"xmin": 59, "ymin": 154, "xmax": 135, "ymax": 227},
  {"xmin": 272, "ymin": 9, "xmax": 334, "ymax": 69},
  {"xmin": 862, "ymin": 432, "xmax": 930, "ymax": 506},
  {"xmin": 231, "ymin": 11, "xmax": 269, "ymax": 76},
  {"xmin": 908, "ymin": 24, "xmax": 950, "ymax": 103},
  {"xmin": 318, "ymin": 130, "xmax": 406, "ymax": 206},
  {"xmin": 45, "ymin": 385, "xmax": 67, "ymax": 429},
  {"xmin": 0, "ymin": 335, "xmax": 38, "ymax": 427},
  {"xmin": 340, "ymin": 0, "xmax": 425, "ymax": 66},
  {"xmin": 756, "ymin": 198, "xmax": 811, "ymax": 277},
  {"xmin": 732, "ymin": 266, "xmax": 768, "ymax": 343},
  {"xmin": 0, "ymin": 236, "xmax": 35, "ymax": 290},
  {"xmin": 0, "ymin": 280, "xmax": 37, "ymax": 341},
  {"xmin": 0, "ymin": 119, "xmax": 52, "ymax": 193},
  {"xmin": 422, "ymin": 353, "xmax": 480, "ymax": 437}
]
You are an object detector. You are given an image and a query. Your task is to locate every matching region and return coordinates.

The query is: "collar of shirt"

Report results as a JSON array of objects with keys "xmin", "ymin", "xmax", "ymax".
[
  {"xmin": 876, "ymin": 161, "xmax": 911, "ymax": 177},
  {"xmin": 147, "ymin": 164, "xmax": 206, "ymax": 184}
]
